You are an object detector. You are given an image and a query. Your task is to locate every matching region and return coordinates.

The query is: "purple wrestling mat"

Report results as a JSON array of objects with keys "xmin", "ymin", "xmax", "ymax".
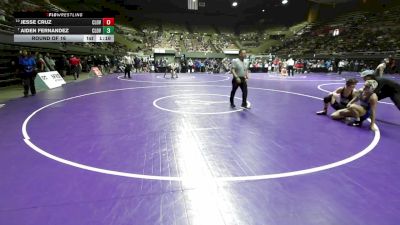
[{"xmin": 0, "ymin": 72, "xmax": 399, "ymax": 225}]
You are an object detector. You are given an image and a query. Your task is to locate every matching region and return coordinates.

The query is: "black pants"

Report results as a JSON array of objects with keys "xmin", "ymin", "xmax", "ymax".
[
  {"xmin": 124, "ymin": 69, "xmax": 131, "ymax": 78},
  {"xmin": 287, "ymin": 65, "xmax": 294, "ymax": 76},
  {"xmin": 338, "ymin": 67, "xmax": 343, "ymax": 74},
  {"xmin": 391, "ymin": 93, "xmax": 400, "ymax": 110},
  {"xmin": 230, "ymin": 77, "xmax": 247, "ymax": 106},
  {"xmin": 22, "ymin": 74, "xmax": 36, "ymax": 96},
  {"xmin": 71, "ymin": 65, "xmax": 80, "ymax": 79},
  {"xmin": 164, "ymin": 67, "xmax": 171, "ymax": 77},
  {"xmin": 379, "ymin": 92, "xmax": 400, "ymax": 111}
]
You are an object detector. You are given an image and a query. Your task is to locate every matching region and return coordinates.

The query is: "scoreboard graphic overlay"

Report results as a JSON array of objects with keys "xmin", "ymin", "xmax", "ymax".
[{"xmin": 14, "ymin": 12, "xmax": 114, "ymax": 43}]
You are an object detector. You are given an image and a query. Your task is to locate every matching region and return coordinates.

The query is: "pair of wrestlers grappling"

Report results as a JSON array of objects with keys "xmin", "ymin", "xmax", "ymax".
[{"xmin": 316, "ymin": 70, "xmax": 400, "ymax": 131}]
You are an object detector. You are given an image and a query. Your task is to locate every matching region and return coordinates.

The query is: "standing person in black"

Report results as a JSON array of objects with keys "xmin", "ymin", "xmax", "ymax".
[
  {"xmin": 19, "ymin": 50, "xmax": 37, "ymax": 97},
  {"xmin": 56, "ymin": 55, "xmax": 68, "ymax": 77},
  {"xmin": 230, "ymin": 49, "xmax": 250, "ymax": 109},
  {"xmin": 134, "ymin": 57, "xmax": 140, "ymax": 73},
  {"xmin": 316, "ymin": 78, "xmax": 358, "ymax": 115},
  {"xmin": 124, "ymin": 63, "xmax": 132, "ymax": 78},
  {"xmin": 361, "ymin": 69, "xmax": 400, "ymax": 111},
  {"xmin": 10, "ymin": 51, "xmax": 22, "ymax": 79},
  {"xmin": 388, "ymin": 56, "xmax": 396, "ymax": 74}
]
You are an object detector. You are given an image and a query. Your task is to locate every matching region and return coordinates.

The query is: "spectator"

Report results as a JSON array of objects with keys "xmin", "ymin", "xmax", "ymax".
[
  {"xmin": 69, "ymin": 55, "xmax": 81, "ymax": 80},
  {"xmin": 19, "ymin": 50, "xmax": 37, "ymax": 97}
]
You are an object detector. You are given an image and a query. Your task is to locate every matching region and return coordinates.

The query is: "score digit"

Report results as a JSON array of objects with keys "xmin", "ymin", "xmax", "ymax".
[
  {"xmin": 102, "ymin": 26, "xmax": 114, "ymax": 34},
  {"xmin": 102, "ymin": 18, "xmax": 114, "ymax": 26}
]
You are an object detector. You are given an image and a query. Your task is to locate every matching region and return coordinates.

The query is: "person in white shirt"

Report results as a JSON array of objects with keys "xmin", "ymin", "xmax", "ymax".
[
  {"xmin": 123, "ymin": 55, "xmax": 132, "ymax": 78},
  {"xmin": 230, "ymin": 49, "xmax": 250, "ymax": 108},
  {"xmin": 338, "ymin": 60, "xmax": 345, "ymax": 75},
  {"xmin": 375, "ymin": 58, "xmax": 389, "ymax": 77},
  {"xmin": 173, "ymin": 61, "xmax": 179, "ymax": 78},
  {"xmin": 164, "ymin": 61, "xmax": 179, "ymax": 79},
  {"xmin": 286, "ymin": 58, "xmax": 295, "ymax": 76}
]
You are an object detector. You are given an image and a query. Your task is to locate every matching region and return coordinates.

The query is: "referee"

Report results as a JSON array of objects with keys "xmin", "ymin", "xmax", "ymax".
[{"xmin": 230, "ymin": 49, "xmax": 250, "ymax": 108}]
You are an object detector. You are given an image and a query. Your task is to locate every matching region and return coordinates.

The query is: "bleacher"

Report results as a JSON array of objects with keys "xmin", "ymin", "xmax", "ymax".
[
  {"xmin": 271, "ymin": 6, "xmax": 400, "ymax": 58},
  {"xmin": 1, "ymin": 0, "xmax": 399, "ymax": 89},
  {"xmin": 0, "ymin": 43, "xmax": 18, "ymax": 87}
]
